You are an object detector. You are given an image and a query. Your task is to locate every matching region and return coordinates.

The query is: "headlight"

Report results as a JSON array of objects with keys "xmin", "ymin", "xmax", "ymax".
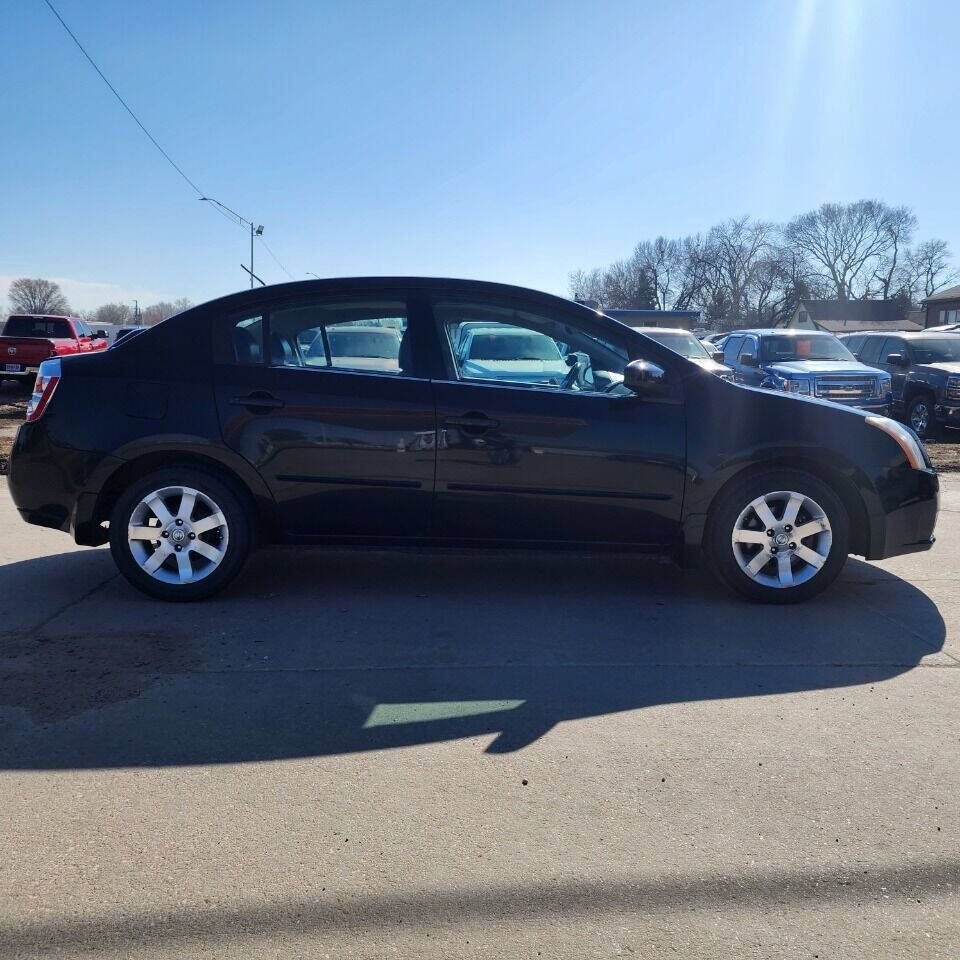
[
  {"xmin": 865, "ymin": 416, "xmax": 928, "ymax": 470},
  {"xmin": 786, "ymin": 380, "xmax": 810, "ymax": 394},
  {"xmin": 876, "ymin": 375, "xmax": 892, "ymax": 399}
]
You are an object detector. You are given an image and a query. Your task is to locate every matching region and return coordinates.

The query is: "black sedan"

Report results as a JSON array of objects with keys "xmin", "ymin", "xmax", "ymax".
[{"xmin": 9, "ymin": 278, "xmax": 939, "ymax": 603}]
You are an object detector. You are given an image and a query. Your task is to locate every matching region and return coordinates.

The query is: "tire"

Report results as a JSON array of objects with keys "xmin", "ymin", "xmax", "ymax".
[
  {"xmin": 907, "ymin": 394, "xmax": 939, "ymax": 440},
  {"xmin": 109, "ymin": 467, "xmax": 251, "ymax": 601},
  {"xmin": 706, "ymin": 469, "xmax": 850, "ymax": 604}
]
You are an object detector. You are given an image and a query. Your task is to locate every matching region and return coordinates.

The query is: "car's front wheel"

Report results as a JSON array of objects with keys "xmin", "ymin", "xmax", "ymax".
[
  {"xmin": 907, "ymin": 394, "xmax": 939, "ymax": 440},
  {"xmin": 109, "ymin": 467, "xmax": 251, "ymax": 601},
  {"xmin": 706, "ymin": 469, "xmax": 850, "ymax": 603}
]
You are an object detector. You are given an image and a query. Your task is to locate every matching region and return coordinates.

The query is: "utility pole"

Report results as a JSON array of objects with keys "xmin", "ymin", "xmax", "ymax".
[
  {"xmin": 199, "ymin": 197, "xmax": 264, "ymax": 289},
  {"xmin": 131, "ymin": 299, "xmax": 140, "ymax": 325}
]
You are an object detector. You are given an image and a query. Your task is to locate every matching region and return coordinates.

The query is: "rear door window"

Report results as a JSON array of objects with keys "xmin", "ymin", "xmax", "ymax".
[
  {"xmin": 3, "ymin": 317, "xmax": 72, "ymax": 338},
  {"xmin": 268, "ymin": 300, "xmax": 408, "ymax": 375},
  {"xmin": 722, "ymin": 335, "xmax": 743, "ymax": 364},
  {"xmin": 844, "ymin": 335, "xmax": 865, "ymax": 356},
  {"xmin": 857, "ymin": 336, "xmax": 885, "ymax": 364}
]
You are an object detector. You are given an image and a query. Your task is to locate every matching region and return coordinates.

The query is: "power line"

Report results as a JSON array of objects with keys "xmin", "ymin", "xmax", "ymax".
[
  {"xmin": 42, "ymin": 0, "xmax": 205, "ymax": 198},
  {"xmin": 258, "ymin": 236, "xmax": 295, "ymax": 280},
  {"xmin": 41, "ymin": 0, "xmax": 297, "ymax": 282}
]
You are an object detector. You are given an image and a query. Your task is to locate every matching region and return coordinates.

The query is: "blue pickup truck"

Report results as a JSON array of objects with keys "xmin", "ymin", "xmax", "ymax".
[{"xmin": 719, "ymin": 329, "xmax": 892, "ymax": 413}]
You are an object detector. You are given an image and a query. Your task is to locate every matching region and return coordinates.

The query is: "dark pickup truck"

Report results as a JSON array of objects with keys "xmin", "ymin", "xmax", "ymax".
[
  {"xmin": 0, "ymin": 315, "xmax": 108, "ymax": 387},
  {"xmin": 839, "ymin": 331, "xmax": 960, "ymax": 438}
]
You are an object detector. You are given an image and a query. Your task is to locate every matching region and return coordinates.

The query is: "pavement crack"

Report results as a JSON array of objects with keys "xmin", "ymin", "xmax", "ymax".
[{"xmin": 32, "ymin": 571, "xmax": 120, "ymax": 636}]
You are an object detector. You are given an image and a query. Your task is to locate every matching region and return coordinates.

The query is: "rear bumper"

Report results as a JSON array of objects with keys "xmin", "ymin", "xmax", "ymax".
[
  {"xmin": 865, "ymin": 467, "xmax": 939, "ymax": 560},
  {"xmin": 8, "ymin": 421, "xmax": 120, "ymax": 546}
]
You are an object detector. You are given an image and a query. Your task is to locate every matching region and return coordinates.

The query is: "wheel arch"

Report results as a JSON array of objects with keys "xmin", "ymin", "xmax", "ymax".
[
  {"xmin": 696, "ymin": 455, "xmax": 872, "ymax": 558},
  {"xmin": 86, "ymin": 447, "xmax": 275, "ymax": 547}
]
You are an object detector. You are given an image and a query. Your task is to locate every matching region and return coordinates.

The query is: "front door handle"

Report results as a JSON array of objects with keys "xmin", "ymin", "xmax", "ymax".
[
  {"xmin": 229, "ymin": 391, "xmax": 284, "ymax": 411},
  {"xmin": 444, "ymin": 413, "xmax": 500, "ymax": 434}
]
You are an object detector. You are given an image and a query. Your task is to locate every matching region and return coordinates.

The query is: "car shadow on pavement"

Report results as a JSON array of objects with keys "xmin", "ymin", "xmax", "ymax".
[{"xmin": 0, "ymin": 548, "xmax": 947, "ymax": 769}]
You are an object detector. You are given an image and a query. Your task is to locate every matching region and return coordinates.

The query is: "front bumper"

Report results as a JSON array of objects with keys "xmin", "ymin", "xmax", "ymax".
[
  {"xmin": 865, "ymin": 466, "xmax": 939, "ymax": 560},
  {"xmin": 934, "ymin": 402, "xmax": 960, "ymax": 426}
]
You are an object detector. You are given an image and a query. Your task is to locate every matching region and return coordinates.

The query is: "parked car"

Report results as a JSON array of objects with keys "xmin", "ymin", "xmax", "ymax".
[
  {"xmin": 456, "ymin": 324, "xmax": 570, "ymax": 385},
  {"xmin": 838, "ymin": 331, "xmax": 960, "ymax": 438},
  {"xmin": 720, "ymin": 329, "xmax": 892, "ymax": 413},
  {"xmin": 630, "ymin": 327, "xmax": 733, "ymax": 380},
  {"xmin": 9, "ymin": 278, "xmax": 937, "ymax": 604},
  {"xmin": 923, "ymin": 322, "xmax": 960, "ymax": 333},
  {"xmin": 112, "ymin": 326, "xmax": 144, "ymax": 344},
  {"xmin": 0, "ymin": 314, "xmax": 107, "ymax": 386}
]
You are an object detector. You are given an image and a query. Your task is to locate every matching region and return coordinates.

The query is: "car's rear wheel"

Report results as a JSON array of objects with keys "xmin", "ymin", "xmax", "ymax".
[
  {"xmin": 109, "ymin": 467, "xmax": 251, "ymax": 601},
  {"xmin": 706, "ymin": 469, "xmax": 850, "ymax": 603}
]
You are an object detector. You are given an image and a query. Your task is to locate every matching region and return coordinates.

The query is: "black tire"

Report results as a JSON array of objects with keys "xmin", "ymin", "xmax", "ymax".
[
  {"xmin": 907, "ymin": 394, "xmax": 939, "ymax": 440},
  {"xmin": 706, "ymin": 468, "xmax": 850, "ymax": 604},
  {"xmin": 109, "ymin": 466, "xmax": 251, "ymax": 601}
]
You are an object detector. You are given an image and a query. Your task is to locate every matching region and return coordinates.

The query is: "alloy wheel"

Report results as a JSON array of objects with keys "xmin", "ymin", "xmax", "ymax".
[
  {"xmin": 731, "ymin": 489, "xmax": 832, "ymax": 589},
  {"xmin": 910, "ymin": 402, "xmax": 930, "ymax": 436},
  {"xmin": 127, "ymin": 485, "xmax": 229, "ymax": 585}
]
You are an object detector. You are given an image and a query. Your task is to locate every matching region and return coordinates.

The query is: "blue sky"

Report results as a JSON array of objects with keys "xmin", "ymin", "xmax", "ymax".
[{"xmin": 3, "ymin": 0, "xmax": 958, "ymax": 310}]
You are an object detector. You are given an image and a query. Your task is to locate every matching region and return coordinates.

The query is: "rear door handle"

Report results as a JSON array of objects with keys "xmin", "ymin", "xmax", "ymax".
[
  {"xmin": 444, "ymin": 414, "xmax": 500, "ymax": 433},
  {"xmin": 229, "ymin": 392, "xmax": 284, "ymax": 410}
]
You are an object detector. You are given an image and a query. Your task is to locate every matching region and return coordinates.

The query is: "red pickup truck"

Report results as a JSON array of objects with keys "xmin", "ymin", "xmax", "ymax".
[{"xmin": 0, "ymin": 315, "xmax": 108, "ymax": 386}]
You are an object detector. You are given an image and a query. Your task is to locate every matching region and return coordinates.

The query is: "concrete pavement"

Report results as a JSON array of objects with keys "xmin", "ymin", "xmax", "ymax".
[{"xmin": 0, "ymin": 477, "xmax": 958, "ymax": 958}]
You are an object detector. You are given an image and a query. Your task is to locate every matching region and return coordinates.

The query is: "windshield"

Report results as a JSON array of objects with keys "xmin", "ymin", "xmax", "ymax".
[
  {"xmin": 910, "ymin": 339, "xmax": 960, "ymax": 364},
  {"xmin": 642, "ymin": 330, "xmax": 712, "ymax": 360},
  {"xmin": 326, "ymin": 328, "xmax": 399, "ymax": 359},
  {"xmin": 761, "ymin": 335, "xmax": 854, "ymax": 363},
  {"xmin": 468, "ymin": 332, "xmax": 561, "ymax": 361}
]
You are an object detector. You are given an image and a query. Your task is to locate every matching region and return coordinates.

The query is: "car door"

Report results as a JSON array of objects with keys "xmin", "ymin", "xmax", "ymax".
[
  {"xmin": 722, "ymin": 335, "xmax": 745, "ymax": 382},
  {"xmin": 213, "ymin": 290, "xmax": 436, "ymax": 539},
  {"xmin": 878, "ymin": 336, "xmax": 910, "ymax": 401},
  {"xmin": 856, "ymin": 335, "xmax": 885, "ymax": 370},
  {"xmin": 429, "ymin": 295, "xmax": 686, "ymax": 546},
  {"xmin": 737, "ymin": 335, "xmax": 766, "ymax": 386}
]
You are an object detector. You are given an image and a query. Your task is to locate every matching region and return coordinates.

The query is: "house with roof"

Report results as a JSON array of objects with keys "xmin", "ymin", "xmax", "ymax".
[
  {"xmin": 921, "ymin": 284, "xmax": 960, "ymax": 328},
  {"xmin": 774, "ymin": 299, "xmax": 923, "ymax": 334}
]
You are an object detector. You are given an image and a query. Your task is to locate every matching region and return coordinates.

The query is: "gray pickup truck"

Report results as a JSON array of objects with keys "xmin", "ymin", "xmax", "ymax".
[{"xmin": 839, "ymin": 331, "xmax": 960, "ymax": 438}]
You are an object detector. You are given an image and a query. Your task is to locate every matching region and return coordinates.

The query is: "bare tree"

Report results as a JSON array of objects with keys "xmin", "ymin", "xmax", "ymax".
[
  {"xmin": 140, "ymin": 298, "xmax": 193, "ymax": 326},
  {"xmin": 568, "ymin": 268, "xmax": 605, "ymax": 305},
  {"xmin": 903, "ymin": 239, "xmax": 957, "ymax": 300},
  {"xmin": 7, "ymin": 277, "xmax": 71, "ymax": 315},
  {"xmin": 631, "ymin": 237, "xmax": 681, "ymax": 309},
  {"xmin": 784, "ymin": 200, "xmax": 903, "ymax": 300},
  {"xmin": 93, "ymin": 302, "xmax": 133, "ymax": 326},
  {"xmin": 871, "ymin": 205, "xmax": 917, "ymax": 299}
]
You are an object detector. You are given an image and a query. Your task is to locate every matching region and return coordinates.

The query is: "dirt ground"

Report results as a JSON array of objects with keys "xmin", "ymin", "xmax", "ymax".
[
  {"xmin": 0, "ymin": 383, "xmax": 28, "ymax": 476},
  {"xmin": 2, "ymin": 379, "xmax": 960, "ymax": 475}
]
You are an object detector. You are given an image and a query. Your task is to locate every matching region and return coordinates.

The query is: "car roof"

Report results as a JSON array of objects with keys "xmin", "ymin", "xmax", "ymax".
[
  {"xmin": 842, "ymin": 330, "xmax": 956, "ymax": 339},
  {"xmin": 735, "ymin": 328, "xmax": 836, "ymax": 336},
  {"xmin": 203, "ymin": 276, "xmax": 594, "ymax": 314},
  {"xmin": 631, "ymin": 327, "xmax": 693, "ymax": 334}
]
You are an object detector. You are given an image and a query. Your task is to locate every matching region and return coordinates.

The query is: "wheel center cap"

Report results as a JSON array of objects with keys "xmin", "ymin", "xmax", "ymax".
[
  {"xmin": 170, "ymin": 528, "xmax": 187, "ymax": 543},
  {"xmin": 775, "ymin": 532, "xmax": 789, "ymax": 546}
]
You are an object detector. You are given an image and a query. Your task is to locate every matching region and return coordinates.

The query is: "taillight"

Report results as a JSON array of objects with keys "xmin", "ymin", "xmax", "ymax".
[{"xmin": 26, "ymin": 359, "xmax": 62, "ymax": 422}]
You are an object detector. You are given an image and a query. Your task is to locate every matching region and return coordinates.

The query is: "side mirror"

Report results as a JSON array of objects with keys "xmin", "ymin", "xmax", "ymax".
[
  {"xmin": 712, "ymin": 351, "xmax": 726, "ymax": 364},
  {"xmin": 885, "ymin": 353, "xmax": 908, "ymax": 367},
  {"xmin": 564, "ymin": 354, "xmax": 578, "ymax": 368},
  {"xmin": 739, "ymin": 353, "xmax": 758, "ymax": 367},
  {"xmin": 623, "ymin": 359, "xmax": 669, "ymax": 397},
  {"xmin": 94, "ymin": 329, "xmax": 108, "ymax": 339}
]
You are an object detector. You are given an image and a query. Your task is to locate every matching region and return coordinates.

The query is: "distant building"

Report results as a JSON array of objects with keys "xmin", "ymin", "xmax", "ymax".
[
  {"xmin": 601, "ymin": 308, "xmax": 703, "ymax": 330},
  {"xmin": 775, "ymin": 299, "xmax": 923, "ymax": 334},
  {"xmin": 921, "ymin": 284, "xmax": 960, "ymax": 328}
]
